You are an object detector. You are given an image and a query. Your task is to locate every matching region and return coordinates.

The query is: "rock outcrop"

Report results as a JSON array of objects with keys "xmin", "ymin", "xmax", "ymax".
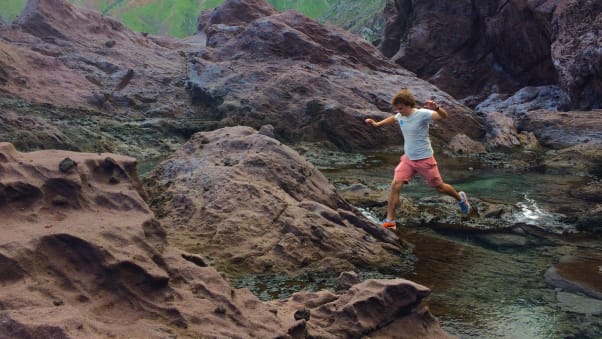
[
  {"xmin": 192, "ymin": 0, "xmax": 485, "ymax": 150},
  {"xmin": 378, "ymin": 0, "xmax": 601, "ymax": 110},
  {"xmin": 144, "ymin": 126, "xmax": 409, "ymax": 276},
  {"xmin": 0, "ymin": 142, "xmax": 448, "ymax": 338}
]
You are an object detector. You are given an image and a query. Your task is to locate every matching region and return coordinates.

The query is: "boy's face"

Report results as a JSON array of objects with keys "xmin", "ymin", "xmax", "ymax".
[{"xmin": 395, "ymin": 103, "xmax": 412, "ymax": 116}]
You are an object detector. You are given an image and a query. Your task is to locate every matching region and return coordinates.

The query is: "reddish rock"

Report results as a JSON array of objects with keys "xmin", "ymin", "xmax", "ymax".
[
  {"xmin": 269, "ymin": 279, "xmax": 452, "ymax": 338},
  {"xmin": 0, "ymin": 142, "xmax": 449, "ymax": 337},
  {"xmin": 144, "ymin": 126, "xmax": 408, "ymax": 276},
  {"xmin": 545, "ymin": 253, "xmax": 602, "ymax": 300}
]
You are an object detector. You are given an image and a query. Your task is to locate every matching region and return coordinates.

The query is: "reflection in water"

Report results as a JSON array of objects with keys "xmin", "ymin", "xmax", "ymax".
[{"xmin": 513, "ymin": 195, "xmax": 574, "ymax": 234}]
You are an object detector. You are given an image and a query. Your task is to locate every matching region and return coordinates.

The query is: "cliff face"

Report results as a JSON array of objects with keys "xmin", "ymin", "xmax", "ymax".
[{"xmin": 378, "ymin": 0, "xmax": 600, "ymax": 110}]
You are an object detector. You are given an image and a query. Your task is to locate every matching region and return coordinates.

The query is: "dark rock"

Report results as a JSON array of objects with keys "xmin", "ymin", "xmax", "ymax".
[
  {"xmin": 293, "ymin": 307, "xmax": 310, "ymax": 321},
  {"xmin": 58, "ymin": 157, "xmax": 77, "ymax": 173},
  {"xmin": 104, "ymin": 40, "xmax": 116, "ymax": 48}
]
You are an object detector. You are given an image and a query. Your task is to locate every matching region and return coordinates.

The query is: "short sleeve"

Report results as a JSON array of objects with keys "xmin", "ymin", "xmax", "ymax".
[{"xmin": 419, "ymin": 109, "xmax": 433, "ymax": 123}]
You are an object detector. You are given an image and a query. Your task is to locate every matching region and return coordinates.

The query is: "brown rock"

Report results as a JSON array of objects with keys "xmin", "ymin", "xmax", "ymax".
[
  {"xmin": 545, "ymin": 253, "xmax": 602, "ymax": 300},
  {"xmin": 144, "ymin": 126, "xmax": 406, "ymax": 276}
]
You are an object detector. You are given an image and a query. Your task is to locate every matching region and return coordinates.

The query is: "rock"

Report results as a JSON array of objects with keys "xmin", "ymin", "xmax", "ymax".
[
  {"xmin": 144, "ymin": 126, "xmax": 406, "ymax": 276},
  {"xmin": 335, "ymin": 271, "xmax": 361, "ymax": 291},
  {"xmin": 517, "ymin": 109, "xmax": 602, "ymax": 149},
  {"xmin": 483, "ymin": 111, "xmax": 540, "ymax": 151},
  {"xmin": 474, "ymin": 233, "xmax": 530, "ymax": 248},
  {"xmin": 294, "ymin": 307, "xmax": 310, "ymax": 321},
  {"xmin": 445, "ymin": 133, "xmax": 487, "ymax": 155},
  {"xmin": 545, "ymin": 254, "xmax": 602, "ymax": 300},
  {"xmin": 58, "ymin": 157, "xmax": 76, "ymax": 172},
  {"xmin": 551, "ymin": 0, "xmax": 602, "ymax": 110},
  {"xmin": 475, "ymin": 86, "xmax": 562, "ymax": 116},
  {"xmin": 191, "ymin": 0, "xmax": 485, "ymax": 151},
  {"xmin": 268, "ymin": 278, "xmax": 451, "ymax": 338},
  {"xmin": 378, "ymin": 0, "xmax": 558, "ymax": 106},
  {"xmin": 557, "ymin": 291, "xmax": 602, "ymax": 315}
]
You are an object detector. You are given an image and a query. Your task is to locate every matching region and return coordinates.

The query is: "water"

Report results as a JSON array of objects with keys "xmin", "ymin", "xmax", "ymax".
[{"xmin": 234, "ymin": 151, "xmax": 602, "ymax": 338}]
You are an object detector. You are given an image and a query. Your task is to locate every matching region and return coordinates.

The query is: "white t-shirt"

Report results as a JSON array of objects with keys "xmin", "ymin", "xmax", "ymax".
[{"xmin": 394, "ymin": 108, "xmax": 434, "ymax": 160}]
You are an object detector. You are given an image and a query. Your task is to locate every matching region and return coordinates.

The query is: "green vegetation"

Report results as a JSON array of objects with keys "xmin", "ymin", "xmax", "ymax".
[
  {"xmin": 0, "ymin": 0, "xmax": 384, "ymax": 41},
  {"xmin": 0, "ymin": 0, "xmax": 27, "ymax": 22}
]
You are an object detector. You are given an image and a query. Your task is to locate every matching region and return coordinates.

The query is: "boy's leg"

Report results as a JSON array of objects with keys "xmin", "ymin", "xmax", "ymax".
[
  {"xmin": 386, "ymin": 180, "xmax": 405, "ymax": 221},
  {"xmin": 435, "ymin": 182, "xmax": 461, "ymax": 201}
]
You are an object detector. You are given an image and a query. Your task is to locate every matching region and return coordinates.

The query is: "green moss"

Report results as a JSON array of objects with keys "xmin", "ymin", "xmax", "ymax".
[{"xmin": 0, "ymin": 0, "xmax": 27, "ymax": 22}]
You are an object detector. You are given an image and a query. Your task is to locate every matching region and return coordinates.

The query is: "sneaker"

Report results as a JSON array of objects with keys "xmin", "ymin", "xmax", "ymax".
[
  {"xmin": 458, "ymin": 191, "xmax": 471, "ymax": 214},
  {"xmin": 381, "ymin": 218, "xmax": 397, "ymax": 230}
]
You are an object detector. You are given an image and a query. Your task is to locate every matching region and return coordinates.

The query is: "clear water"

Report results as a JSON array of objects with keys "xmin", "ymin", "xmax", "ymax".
[{"xmin": 234, "ymin": 151, "xmax": 602, "ymax": 338}]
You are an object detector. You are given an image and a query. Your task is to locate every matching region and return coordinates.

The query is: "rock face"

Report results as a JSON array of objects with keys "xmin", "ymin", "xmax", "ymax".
[
  {"xmin": 378, "ymin": 0, "xmax": 601, "ymax": 110},
  {"xmin": 0, "ymin": 142, "xmax": 448, "ymax": 338},
  {"xmin": 144, "ymin": 126, "xmax": 409, "ymax": 276},
  {"xmin": 1, "ymin": 0, "xmax": 486, "ymax": 163},
  {"xmin": 192, "ymin": 0, "xmax": 485, "ymax": 150}
]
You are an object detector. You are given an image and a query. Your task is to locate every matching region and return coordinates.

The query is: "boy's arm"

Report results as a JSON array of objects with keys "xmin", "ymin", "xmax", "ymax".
[{"xmin": 365, "ymin": 115, "xmax": 397, "ymax": 127}]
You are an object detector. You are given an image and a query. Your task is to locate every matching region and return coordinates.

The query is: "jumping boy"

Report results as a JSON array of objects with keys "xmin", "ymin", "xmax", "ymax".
[{"xmin": 365, "ymin": 88, "xmax": 471, "ymax": 229}]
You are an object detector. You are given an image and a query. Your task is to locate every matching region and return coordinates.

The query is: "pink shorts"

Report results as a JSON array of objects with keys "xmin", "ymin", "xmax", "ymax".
[{"xmin": 393, "ymin": 155, "xmax": 442, "ymax": 187}]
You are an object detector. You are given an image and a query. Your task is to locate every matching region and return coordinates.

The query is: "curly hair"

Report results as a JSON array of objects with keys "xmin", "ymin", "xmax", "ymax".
[{"xmin": 391, "ymin": 88, "xmax": 416, "ymax": 108}]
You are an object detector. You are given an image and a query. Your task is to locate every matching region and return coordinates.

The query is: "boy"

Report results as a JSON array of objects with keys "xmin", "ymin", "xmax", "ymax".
[{"xmin": 365, "ymin": 88, "xmax": 470, "ymax": 229}]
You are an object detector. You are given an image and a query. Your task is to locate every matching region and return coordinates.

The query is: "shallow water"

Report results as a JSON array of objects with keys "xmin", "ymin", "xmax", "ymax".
[{"xmin": 234, "ymin": 151, "xmax": 602, "ymax": 338}]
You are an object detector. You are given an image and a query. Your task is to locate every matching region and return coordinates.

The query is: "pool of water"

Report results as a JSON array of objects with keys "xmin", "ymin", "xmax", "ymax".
[{"xmin": 234, "ymin": 151, "xmax": 602, "ymax": 338}]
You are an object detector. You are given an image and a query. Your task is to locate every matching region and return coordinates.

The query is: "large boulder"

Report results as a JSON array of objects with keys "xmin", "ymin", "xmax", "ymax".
[
  {"xmin": 192, "ymin": 0, "xmax": 485, "ymax": 150},
  {"xmin": 144, "ymin": 126, "xmax": 409, "ymax": 276}
]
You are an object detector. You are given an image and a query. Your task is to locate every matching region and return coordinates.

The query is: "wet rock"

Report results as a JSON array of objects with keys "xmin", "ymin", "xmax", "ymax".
[
  {"xmin": 144, "ymin": 126, "xmax": 406, "ymax": 276},
  {"xmin": 557, "ymin": 291, "xmax": 602, "ymax": 315},
  {"xmin": 474, "ymin": 233, "xmax": 530, "ymax": 249},
  {"xmin": 335, "ymin": 271, "xmax": 361, "ymax": 291},
  {"xmin": 545, "ymin": 254, "xmax": 602, "ymax": 300}
]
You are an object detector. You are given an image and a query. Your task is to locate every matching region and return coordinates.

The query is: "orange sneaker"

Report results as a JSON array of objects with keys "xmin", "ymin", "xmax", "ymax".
[{"xmin": 381, "ymin": 219, "xmax": 397, "ymax": 230}]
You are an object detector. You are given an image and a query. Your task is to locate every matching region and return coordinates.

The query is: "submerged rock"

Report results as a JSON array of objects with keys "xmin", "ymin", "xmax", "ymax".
[{"xmin": 545, "ymin": 254, "xmax": 602, "ymax": 300}]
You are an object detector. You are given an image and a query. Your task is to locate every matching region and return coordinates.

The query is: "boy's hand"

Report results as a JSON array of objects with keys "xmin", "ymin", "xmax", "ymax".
[
  {"xmin": 423, "ymin": 99, "xmax": 439, "ymax": 110},
  {"xmin": 365, "ymin": 118, "xmax": 376, "ymax": 126}
]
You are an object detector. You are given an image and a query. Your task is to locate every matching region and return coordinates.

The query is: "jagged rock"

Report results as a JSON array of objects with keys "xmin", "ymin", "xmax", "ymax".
[
  {"xmin": 144, "ymin": 126, "xmax": 408, "ymax": 276},
  {"xmin": 268, "ymin": 278, "xmax": 452, "ymax": 338}
]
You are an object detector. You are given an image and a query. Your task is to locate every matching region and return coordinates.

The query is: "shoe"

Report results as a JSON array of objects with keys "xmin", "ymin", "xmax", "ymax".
[
  {"xmin": 381, "ymin": 218, "xmax": 397, "ymax": 230},
  {"xmin": 458, "ymin": 191, "xmax": 471, "ymax": 214}
]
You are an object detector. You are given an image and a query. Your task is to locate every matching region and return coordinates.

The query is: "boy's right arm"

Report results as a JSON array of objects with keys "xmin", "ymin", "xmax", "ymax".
[{"xmin": 365, "ymin": 115, "xmax": 397, "ymax": 127}]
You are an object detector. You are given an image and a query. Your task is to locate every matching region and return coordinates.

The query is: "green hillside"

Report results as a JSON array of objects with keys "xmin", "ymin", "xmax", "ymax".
[{"xmin": 0, "ymin": 0, "xmax": 384, "ymax": 40}]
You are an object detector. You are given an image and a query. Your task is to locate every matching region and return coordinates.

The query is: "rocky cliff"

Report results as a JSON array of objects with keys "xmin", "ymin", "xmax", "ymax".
[{"xmin": 378, "ymin": 0, "xmax": 601, "ymax": 110}]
